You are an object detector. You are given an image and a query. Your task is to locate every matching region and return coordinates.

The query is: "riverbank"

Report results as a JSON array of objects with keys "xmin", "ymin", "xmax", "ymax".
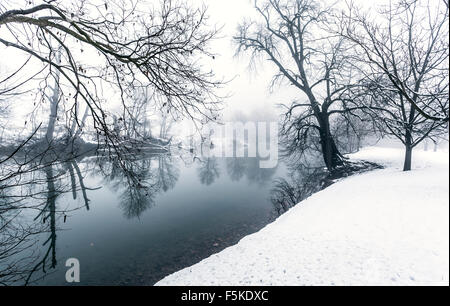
[{"xmin": 156, "ymin": 146, "xmax": 449, "ymax": 286}]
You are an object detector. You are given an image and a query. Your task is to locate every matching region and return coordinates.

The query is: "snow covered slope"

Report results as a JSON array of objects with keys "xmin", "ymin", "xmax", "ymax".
[{"xmin": 156, "ymin": 147, "xmax": 449, "ymax": 286}]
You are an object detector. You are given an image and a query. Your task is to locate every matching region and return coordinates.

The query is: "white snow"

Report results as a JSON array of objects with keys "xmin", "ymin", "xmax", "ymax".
[{"xmin": 156, "ymin": 146, "xmax": 449, "ymax": 286}]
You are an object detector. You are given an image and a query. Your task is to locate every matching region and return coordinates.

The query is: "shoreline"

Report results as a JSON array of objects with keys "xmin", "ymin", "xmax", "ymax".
[{"xmin": 155, "ymin": 146, "xmax": 449, "ymax": 286}]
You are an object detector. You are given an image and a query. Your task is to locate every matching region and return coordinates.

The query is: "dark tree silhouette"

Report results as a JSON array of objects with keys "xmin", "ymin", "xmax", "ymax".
[
  {"xmin": 0, "ymin": 0, "xmax": 223, "ymax": 165},
  {"xmin": 234, "ymin": 0, "xmax": 370, "ymax": 171}
]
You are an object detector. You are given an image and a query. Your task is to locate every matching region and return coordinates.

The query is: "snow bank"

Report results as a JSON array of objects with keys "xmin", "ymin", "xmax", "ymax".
[{"xmin": 156, "ymin": 146, "xmax": 449, "ymax": 286}]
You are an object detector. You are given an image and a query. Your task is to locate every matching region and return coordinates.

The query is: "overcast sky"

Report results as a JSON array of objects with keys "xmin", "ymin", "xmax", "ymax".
[{"xmin": 194, "ymin": 0, "xmax": 298, "ymax": 122}]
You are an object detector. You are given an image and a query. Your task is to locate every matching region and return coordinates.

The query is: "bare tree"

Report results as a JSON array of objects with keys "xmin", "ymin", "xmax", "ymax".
[
  {"xmin": 364, "ymin": 76, "xmax": 447, "ymax": 170},
  {"xmin": 234, "ymin": 0, "xmax": 371, "ymax": 171},
  {"xmin": 0, "ymin": 0, "xmax": 223, "ymax": 163},
  {"xmin": 342, "ymin": 0, "xmax": 449, "ymax": 170}
]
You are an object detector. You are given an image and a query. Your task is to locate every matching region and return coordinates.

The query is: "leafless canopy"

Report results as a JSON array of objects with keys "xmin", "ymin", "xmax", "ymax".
[
  {"xmin": 342, "ymin": 0, "xmax": 449, "ymax": 123},
  {"xmin": 233, "ymin": 0, "xmax": 373, "ymax": 171},
  {"xmin": 0, "ymin": 0, "xmax": 223, "ymax": 153},
  {"xmin": 340, "ymin": 0, "xmax": 449, "ymax": 170}
]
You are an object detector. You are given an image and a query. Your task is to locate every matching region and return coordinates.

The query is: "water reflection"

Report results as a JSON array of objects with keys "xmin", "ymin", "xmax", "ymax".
[
  {"xmin": 0, "ymin": 154, "xmax": 98, "ymax": 285},
  {"xmin": 27, "ymin": 164, "xmax": 59, "ymax": 284},
  {"xmin": 197, "ymin": 157, "xmax": 220, "ymax": 186},
  {"xmin": 1, "ymin": 146, "xmax": 330, "ymax": 285},
  {"xmin": 226, "ymin": 157, "xmax": 277, "ymax": 187},
  {"xmin": 270, "ymin": 165, "xmax": 329, "ymax": 216},
  {"xmin": 94, "ymin": 154, "xmax": 180, "ymax": 219},
  {"xmin": 1, "ymin": 151, "xmax": 178, "ymax": 284}
]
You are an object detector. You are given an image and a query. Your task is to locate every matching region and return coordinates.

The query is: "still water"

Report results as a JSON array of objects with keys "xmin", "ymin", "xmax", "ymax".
[{"xmin": 0, "ymin": 148, "xmax": 331, "ymax": 286}]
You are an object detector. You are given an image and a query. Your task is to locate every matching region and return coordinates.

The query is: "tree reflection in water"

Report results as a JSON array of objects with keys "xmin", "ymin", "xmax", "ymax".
[
  {"xmin": 93, "ymin": 153, "xmax": 179, "ymax": 219},
  {"xmin": 0, "ymin": 148, "xmax": 329, "ymax": 285},
  {"xmin": 197, "ymin": 157, "xmax": 220, "ymax": 186},
  {"xmin": 226, "ymin": 157, "xmax": 277, "ymax": 187},
  {"xmin": 270, "ymin": 165, "xmax": 329, "ymax": 216},
  {"xmin": 0, "ymin": 154, "xmax": 98, "ymax": 285},
  {"xmin": 0, "ymin": 151, "xmax": 179, "ymax": 285}
]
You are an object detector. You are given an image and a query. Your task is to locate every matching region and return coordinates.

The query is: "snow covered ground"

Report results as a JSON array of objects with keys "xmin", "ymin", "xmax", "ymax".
[{"xmin": 156, "ymin": 146, "xmax": 449, "ymax": 286}]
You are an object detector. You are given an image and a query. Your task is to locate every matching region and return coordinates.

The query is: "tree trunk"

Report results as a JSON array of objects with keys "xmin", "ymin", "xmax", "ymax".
[
  {"xmin": 319, "ymin": 114, "xmax": 343, "ymax": 171},
  {"xmin": 403, "ymin": 130, "xmax": 413, "ymax": 171},
  {"xmin": 70, "ymin": 106, "xmax": 89, "ymax": 139},
  {"xmin": 321, "ymin": 133, "xmax": 343, "ymax": 171},
  {"xmin": 45, "ymin": 94, "xmax": 58, "ymax": 142},
  {"xmin": 45, "ymin": 52, "xmax": 61, "ymax": 143},
  {"xmin": 45, "ymin": 73, "xmax": 60, "ymax": 143}
]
